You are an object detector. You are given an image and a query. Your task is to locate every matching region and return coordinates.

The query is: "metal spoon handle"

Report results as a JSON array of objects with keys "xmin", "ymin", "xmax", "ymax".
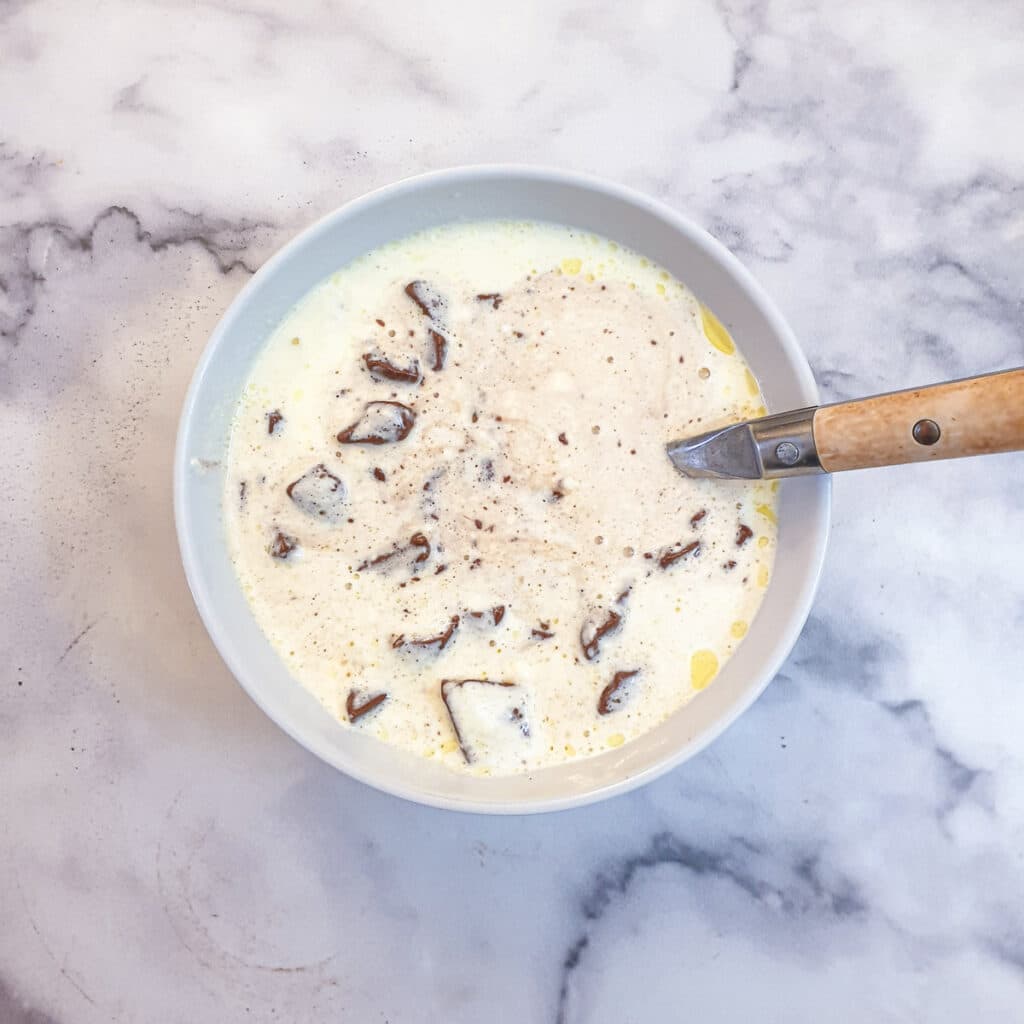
[{"xmin": 668, "ymin": 367, "xmax": 1024, "ymax": 479}]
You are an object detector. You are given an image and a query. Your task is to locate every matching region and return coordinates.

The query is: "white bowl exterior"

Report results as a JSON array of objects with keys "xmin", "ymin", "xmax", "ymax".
[{"xmin": 174, "ymin": 167, "xmax": 830, "ymax": 813}]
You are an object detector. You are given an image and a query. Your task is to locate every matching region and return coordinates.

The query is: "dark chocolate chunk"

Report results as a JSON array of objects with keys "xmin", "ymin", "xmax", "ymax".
[
  {"xmin": 267, "ymin": 409, "xmax": 284, "ymax": 435},
  {"xmin": 269, "ymin": 530, "xmax": 299, "ymax": 559},
  {"xmin": 358, "ymin": 532, "xmax": 432, "ymax": 573},
  {"xmin": 690, "ymin": 509, "xmax": 707, "ymax": 528},
  {"xmin": 428, "ymin": 328, "xmax": 447, "ymax": 371},
  {"xmin": 476, "ymin": 292, "xmax": 503, "ymax": 309},
  {"xmin": 723, "ymin": 560, "xmax": 737, "ymax": 571},
  {"xmin": 736, "ymin": 524, "xmax": 754, "ymax": 547},
  {"xmin": 532, "ymin": 622, "xmax": 554, "ymax": 640},
  {"xmin": 286, "ymin": 463, "xmax": 347, "ymax": 522},
  {"xmin": 598, "ymin": 669, "xmax": 640, "ymax": 715},
  {"xmin": 493, "ymin": 605, "xmax": 506, "ymax": 625},
  {"xmin": 346, "ymin": 689, "xmax": 387, "ymax": 722},
  {"xmin": 392, "ymin": 615, "xmax": 460, "ymax": 653},
  {"xmin": 658, "ymin": 540, "xmax": 701, "ymax": 569},
  {"xmin": 558, "ymin": 432, "xmax": 568, "ymax": 445},
  {"xmin": 405, "ymin": 280, "xmax": 446, "ymax": 319},
  {"xmin": 581, "ymin": 608, "xmax": 622, "ymax": 661},
  {"xmin": 363, "ymin": 352, "xmax": 421, "ymax": 384},
  {"xmin": 337, "ymin": 401, "xmax": 415, "ymax": 445},
  {"xmin": 405, "ymin": 281, "xmax": 449, "ymax": 371},
  {"xmin": 373, "ymin": 467, "xmax": 386, "ymax": 482},
  {"xmin": 441, "ymin": 678, "xmax": 529, "ymax": 763}
]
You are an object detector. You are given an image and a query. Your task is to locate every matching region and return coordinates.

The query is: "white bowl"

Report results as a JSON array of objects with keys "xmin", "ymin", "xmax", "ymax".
[{"xmin": 174, "ymin": 166, "xmax": 830, "ymax": 814}]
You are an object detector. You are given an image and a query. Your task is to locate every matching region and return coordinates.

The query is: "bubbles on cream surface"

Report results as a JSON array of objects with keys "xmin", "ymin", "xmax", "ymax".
[{"xmin": 223, "ymin": 220, "xmax": 778, "ymax": 776}]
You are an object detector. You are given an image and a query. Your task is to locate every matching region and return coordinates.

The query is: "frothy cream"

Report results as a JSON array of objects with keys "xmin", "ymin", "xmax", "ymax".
[{"xmin": 224, "ymin": 221, "xmax": 777, "ymax": 775}]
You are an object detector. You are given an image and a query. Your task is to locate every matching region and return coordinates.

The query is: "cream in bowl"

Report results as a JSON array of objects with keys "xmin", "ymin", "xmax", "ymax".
[{"xmin": 222, "ymin": 220, "xmax": 777, "ymax": 776}]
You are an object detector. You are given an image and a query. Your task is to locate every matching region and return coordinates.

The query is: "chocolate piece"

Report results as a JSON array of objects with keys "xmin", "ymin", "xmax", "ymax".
[
  {"xmin": 363, "ymin": 352, "xmax": 421, "ymax": 384},
  {"xmin": 690, "ymin": 509, "xmax": 707, "ymax": 528},
  {"xmin": 558, "ymin": 432, "xmax": 568, "ymax": 445},
  {"xmin": 441, "ymin": 678, "xmax": 529, "ymax": 764},
  {"xmin": 476, "ymin": 292, "xmax": 503, "ymax": 309},
  {"xmin": 532, "ymin": 623, "xmax": 554, "ymax": 640},
  {"xmin": 658, "ymin": 540, "xmax": 701, "ymax": 569},
  {"xmin": 373, "ymin": 467, "xmax": 386, "ymax": 482},
  {"xmin": 405, "ymin": 280, "xmax": 446, "ymax": 319},
  {"xmin": 723, "ymin": 560, "xmax": 737, "ymax": 571},
  {"xmin": 267, "ymin": 409, "xmax": 284, "ymax": 435},
  {"xmin": 428, "ymin": 328, "xmax": 447, "ymax": 371},
  {"xmin": 346, "ymin": 689, "xmax": 387, "ymax": 722},
  {"xmin": 269, "ymin": 530, "xmax": 299, "ymax": 559},
  {"xmin": 405, "ymin": 281, "xmax": 449, "ymax": 371},
  {"xmin": 358, "ymin": 532, "xmax": 432, "ymax": 573},
  {"xmin": 392, "ymin": 615, "xmax": 459, "ymax": 653},
  {"xmin": 598, "ymin": 669, "xmax": 640, "ymax": 715},
  {"xmin": 493, "ymin": 605, "xmax": 506, "ymax": 625},
  {"xmin": 286, "ymin": 463, "xmax": 347, "ymax": 522},
  {"xmin": 581, "ymin": 608, "xmax": 622, "ymax": 661},
  {"xmin": 337, "ymin": 401, "xmax": 415, "ymax": 445},
  {"xmin": 736, "ymin": 524, "xmax": 753, "ymax": 547}
]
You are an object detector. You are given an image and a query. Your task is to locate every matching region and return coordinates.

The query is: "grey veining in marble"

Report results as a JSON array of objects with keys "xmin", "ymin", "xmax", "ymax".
[{"xmin": 2, "ymin": 1, "xmax": 1023, "ymax": 1021}]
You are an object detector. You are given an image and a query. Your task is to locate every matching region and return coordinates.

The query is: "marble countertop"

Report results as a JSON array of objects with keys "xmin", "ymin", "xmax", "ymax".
[{"xmin": 3, "ymin": 1, "xmax": 1023, "ymax": 1020}]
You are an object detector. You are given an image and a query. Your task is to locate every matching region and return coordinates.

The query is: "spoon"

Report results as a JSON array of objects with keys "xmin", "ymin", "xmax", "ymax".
[{"xmin": 667, "ymin": 367, "xmax": 1024, "ymax": 479}]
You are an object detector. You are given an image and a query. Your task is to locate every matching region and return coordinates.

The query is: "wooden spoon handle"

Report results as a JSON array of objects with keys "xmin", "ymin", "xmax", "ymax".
[{"xmin": 812, "ymin": 368, "xmax": 1024, "ymax": 473}]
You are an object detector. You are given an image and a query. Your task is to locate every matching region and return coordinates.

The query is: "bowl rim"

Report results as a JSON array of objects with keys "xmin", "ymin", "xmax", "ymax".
[{"xmin": 174, "ymin": 164, "xmax": 831, "ymax": 813}]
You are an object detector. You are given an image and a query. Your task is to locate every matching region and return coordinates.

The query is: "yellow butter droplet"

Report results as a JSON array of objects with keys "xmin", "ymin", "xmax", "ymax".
[
  {"xmin": 755, "ymin": 503, "xmax": 777, "ymax": 525},
  {"xmin": 607, "ymin": 733, "xmax": 625, "ymax": 748},
  {"xmin": 731, "ymin": 620, "xmax": 748, "ymax": 639},
  {"xmin": 441, "ymin": 739, "xmax": 458, "ymax": 754},
  {"xmin": 655, "ymin": 282, "xmax": 666, "ymax": 295},
  {"xmin": 561, "ymin": 257, "xmax": 582, "ymax": 275},
  {"xmin": 745, "ymin": 368, "xmax": 760, "ymax": 396},
  {"xmin": 660, "ymin": 270, "xmax": 670, "ymax": 280},
  {"xmin": 585, "ymin": 272, "xmax": 595, "ymax": 282},
  {"xmin": 691, "ymin": 649, "xmax": 719, "ymax": 690},
  {"xmin": 756, "ymin": 404, "xmax": 767, "ymax": 416},
  {"xmin": 771, "ymin": 480, "xmax": 780, "ymax": 493},
  {"xmin": 291, "ymin": 336, "xmax": 301, "ymax": 346},
  {"xmin": 424, "ymin": 748, "xmax": 435, "ymax": 758},
  {"xmin": 700, "ymin": 305, "xmax": 736, "ymax": 355},
  {"xmin": 758, "ymin": 535, "xmax": 770, "ymax": 548},
  {"xmin": 564, "ymin": 743, "xmax": 576, "ymax": 757},
  {"xmin": 758, "ymin": 566, "xmax": 770, "ymax": 587}
]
